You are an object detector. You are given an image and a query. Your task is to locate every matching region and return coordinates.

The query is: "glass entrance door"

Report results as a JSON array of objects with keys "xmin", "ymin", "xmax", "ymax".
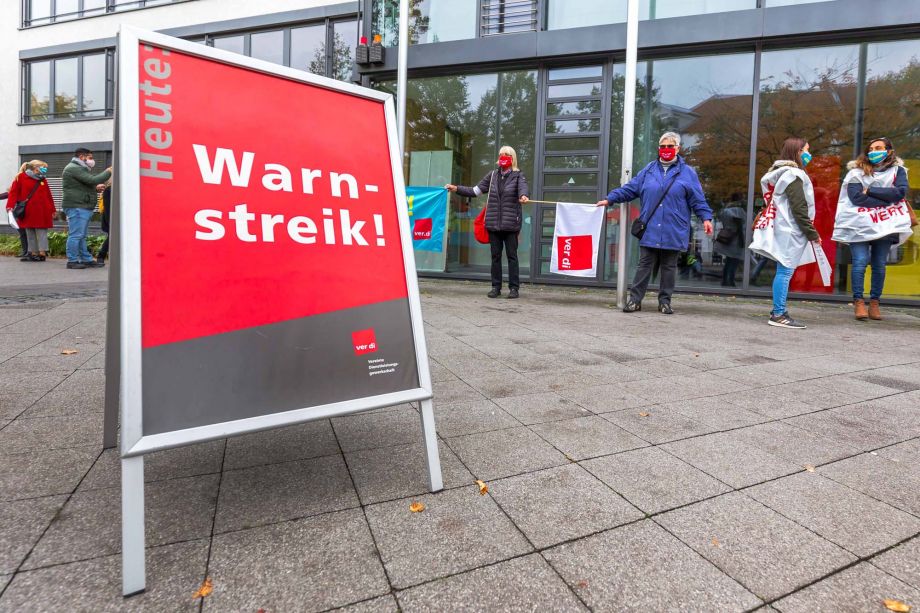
[{"xmin": 533, "ymin": 64, "xmax": 610, "ymax": 282}]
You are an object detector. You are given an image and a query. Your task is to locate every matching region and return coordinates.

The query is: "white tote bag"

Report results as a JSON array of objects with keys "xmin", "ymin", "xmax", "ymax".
[
  {"xmin": 549, "ymin": 202, "xmax": 605, "ymax": 277},
  {"xmin": 832, "ymin": 166, "xmax": 913, "ymax": 246}
]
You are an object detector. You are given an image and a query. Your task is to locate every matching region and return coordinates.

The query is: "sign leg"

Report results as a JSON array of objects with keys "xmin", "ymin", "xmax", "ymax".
[
  {"xmin": 121, "ymin": 455, "xmax": 146, "ymax": 597},
  {"xmin": 419, "ymin": 399, "xmax": 443, "ymax": 492}
]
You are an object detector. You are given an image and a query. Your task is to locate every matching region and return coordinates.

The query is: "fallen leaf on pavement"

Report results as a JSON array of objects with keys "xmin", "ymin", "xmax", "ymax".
[
  {"xmin": 61, "ymin": 349, "xmax": 78, "ymax": 355},
  {"xmin": 639, "ymin": 412, "xmax": 650, "ymax": 417},
  {"xmin": 711, "ymin": 537, "xmax": 721, "ymax": 547},
  {"xmin": 476, "ymin": 480, "xmax": 488, "ymax": 495},
  {"xmin": 192, "ymin": 577, "xmax": 213, "ymax": 599},
  {"xmin": 409, "ymin": 501, "xmax": 425, "ymax": 513},
  {"xmin": 804, "ymin": 465, "xmax": 816, "ymax": 472},
  {"xmin": 883, "ymin": 599, "xmax": 911, "ymax": 612},
  {"xmin": 576, "ymin": 580, "xmax": 589, "ymax": 589}
]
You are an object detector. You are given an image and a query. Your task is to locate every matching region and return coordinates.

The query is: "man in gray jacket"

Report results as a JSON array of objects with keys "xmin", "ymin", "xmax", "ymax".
[{"xmin": 61, "ymin": 147, "xmax": 111, "ymax": 269}]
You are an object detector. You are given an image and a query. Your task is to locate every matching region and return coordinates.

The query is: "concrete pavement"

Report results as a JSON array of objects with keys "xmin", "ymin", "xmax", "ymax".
[{"xmin": 0, "ymin": 262, "xmax": 918, "ymax": 611}]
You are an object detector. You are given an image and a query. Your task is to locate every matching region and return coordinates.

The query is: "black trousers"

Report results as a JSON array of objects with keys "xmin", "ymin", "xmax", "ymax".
[
  {"xmin": 488, "ymin": 230, "xmax": 519, "ymax": 290},
  {"xmin": 18, "ymin": 228, "xmax": 28, "ymax": 256},
  {"xmin": 97, "ymin": 235, "xmax": 109, "ymax": 261},
  {"xmin": 630, "ymin": 246, "xmax": 679, "ymax": 305}
]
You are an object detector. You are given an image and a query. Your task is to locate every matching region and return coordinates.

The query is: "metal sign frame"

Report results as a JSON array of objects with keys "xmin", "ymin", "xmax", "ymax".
[{"xmin": 115, "ymin": 25, "xmax": 442, "ymax": 597}]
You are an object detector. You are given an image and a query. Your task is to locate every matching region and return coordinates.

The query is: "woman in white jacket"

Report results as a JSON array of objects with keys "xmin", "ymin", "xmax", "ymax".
[
  {"xmin": 750, "ymin": 137, "xmax": 821, "ymax": 329},
  {"xmin": 832, "ymin": 137, "xmax": 912, "ymax": 321}
]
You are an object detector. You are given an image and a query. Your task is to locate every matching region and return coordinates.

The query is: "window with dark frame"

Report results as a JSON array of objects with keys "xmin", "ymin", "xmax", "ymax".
[
  {"xmin": 22, "ymin": 50, "xmax": 114, "ymax": 123},
  {"xmin": 206, "ymin": 16, "xmax": 361, "ymax": 82},
  {"xmin": 23, "ymin": 0, "xmax": 181, "ymax": 27}
]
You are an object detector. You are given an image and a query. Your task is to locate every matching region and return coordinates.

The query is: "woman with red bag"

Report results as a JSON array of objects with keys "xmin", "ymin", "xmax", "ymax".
[
  {"xmin": 7, "ymin": 160, "xmax": 55, "ymax": 262},
  {"xmin": 446, "ymin": 146, "xmax": 530, "ymax": 299}
]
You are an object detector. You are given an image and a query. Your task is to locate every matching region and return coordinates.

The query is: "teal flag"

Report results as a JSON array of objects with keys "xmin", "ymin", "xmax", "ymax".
[{"xmin": 406, "ymin": 186, "xmax": 448, "ymax": 253}]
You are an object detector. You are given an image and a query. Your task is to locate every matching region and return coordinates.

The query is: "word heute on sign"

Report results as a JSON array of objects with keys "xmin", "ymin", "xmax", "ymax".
[{"xmin": 191, "ymin": 146, "xmax": 386, "ymax": 246}]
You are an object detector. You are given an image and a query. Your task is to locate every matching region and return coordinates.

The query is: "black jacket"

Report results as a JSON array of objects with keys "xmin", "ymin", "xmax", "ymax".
[{"xmin": 457, "ymin": 169, "xmax": 529, "ymax": 232}]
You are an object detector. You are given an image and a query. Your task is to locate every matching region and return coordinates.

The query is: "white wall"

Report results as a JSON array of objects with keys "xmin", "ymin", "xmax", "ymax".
[{"xmin": 1, "ymin": 0, "xmax": 341, "ymax": 199}]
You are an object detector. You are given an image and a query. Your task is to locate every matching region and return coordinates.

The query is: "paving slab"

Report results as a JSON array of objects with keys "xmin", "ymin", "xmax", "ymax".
[
  {"xmin": 431, "ymin": 380, "xmax": 487, "ymax": 405},
  {"xmin": 733, "ymin": 421, "xmax": 861, "ymax": 467},
  {"xmin": 331, "ymin": 594, "xmax": 399, "ymax": 612},
  {"xmin": 462, "ymin": 370, "xmax": 556, "ymax": 398},
  {"xmin": 20, "ymin": 369, "xmax": 105, "ymax": 418},
  {"xmin": 782, "ymin": 411, "xmax": 903, "ymax": 452},
  {"xmin": 332, "ymin": 406, "xmax": 423, "ymax": 453},
  {"xmin": 657, "ymin": 492, "xmax": 855, "ymax": 601},
  {"xmin": 446, "ymin": 426, "xmax": 567, "ymax": 481},
  {"xmin": 544, "ymin": 519, "xmax": 762, "ymax": 611},
  {"xmin": 214, "ymin": 454, "xmax": 358, "ymax": 533},
  {"xmin": 602, "ymin": 405, "xmax": 718, "ymax": 444},
  {"xmin": 206, "ymin": 508, "xmax": 389, "ymax": 612},
  {"xmin": 582, "ymin": 446, "xmax": 731, "ymax": 514},
  {"xmin": 493, "ymin": 392, "xmax": 590, "ymax": 424},
  {"xmin": 662, "ymin": 431, "xmax": 801, "ymax": 489},
  {"xmin": 488, "ymin": 464, "xmax": 642, "ymax": 548},
  {"xmin": 872, "ymin": 535, "xmax": 920, "ymax": 590},
  {"xmin": 0, "ymin": 446, "xmax": 98, "ymax": 501},
  {"xmin": 80, "ymin": 442, "xmax": 225, "ymax": 490},
  {"xmin": 529, "ymin": 415, "xmax": 648, "ymax": 460},
  {"xmin": 432, "ymin": 399, "xmax": 520, "ymax": 438},
  {"xmin": 722, "ymin": 388, "xmax": 816, "ymax": 419},
  {"xmin": 747, "ymin": 472, "xmax": 920, "ymax": 557},
  {"xmin": 0, "ymin": 540, "xmax": 208, "ymax": 612},
  {"xmin": 397, "ymin": 554, "xmax": 585, "ymax": 612},
  {"xmin": 23, "ymin": 474, "xmax": 218, "ymax": 569},
  {"xmin": 345, "ymin": 440, "xmax": 472, "ymax": 504},
  {"xmin": 665, "ymin": 396, "xmax": 768, "ymax": 429},
  {"xmin": 0, "ymin": 370, "xmax": 72, "ymax": 421},
  {"xmin": 0, "ymin": 495, "xmax": 66, "ymax": 574},
  {"xmin": 878, "ymin": 439, "xmax": 920, "ymax": 464},
  {"xmin": 0, "ymin": 414, "xmax": 103, "ymax": 455},
  {"xmin": 223, "ymin": 419, "xmax": 339, "ymax": 470},
  {"xmin": 364, "ymin": 486, "xmax": 532, "ymax": 589},
  {"xmin": 557, "ymin": 383, "xmax": 653, "ymax": 413},
  {"xmin": 773, "ymin": 562, "xmax": 920, "ymax": 613},
  {"xmin": 819, "ymin": 453, "xmax": 920, "ymax": 516}
]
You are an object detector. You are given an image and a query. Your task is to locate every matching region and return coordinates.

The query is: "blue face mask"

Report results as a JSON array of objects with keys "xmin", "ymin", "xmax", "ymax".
[
  {"xmin": 38, "ymin": 166, "xmax": 48, "ymax": 175},
  {"xmin": 867, "ymin": 150, "xmax": 887, "ymax": 165},
  {"xmin": 800, "ymin": 151, "xmax": 812, "ymax": 167}
]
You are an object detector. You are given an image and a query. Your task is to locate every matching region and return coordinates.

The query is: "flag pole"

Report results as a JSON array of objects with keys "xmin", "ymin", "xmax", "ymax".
[
  {"xmin": 397, "ymin": 0, "xmax": 409, "ymax": 155},
  {"xmin": 617, "ymin": 0, "xmax": 639, "ymax": 309}
]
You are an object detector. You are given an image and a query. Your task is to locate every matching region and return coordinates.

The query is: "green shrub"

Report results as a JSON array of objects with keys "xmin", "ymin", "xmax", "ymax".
[{"xmin": 0, "ymin": 231, "xmax": 106, "ymax": 257}]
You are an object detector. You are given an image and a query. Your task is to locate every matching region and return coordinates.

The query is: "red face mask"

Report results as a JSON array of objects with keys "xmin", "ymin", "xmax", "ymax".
[
  {"xmin": 658, "ymin": 146, "xmax": 677, "ymax": 162},
  {"xmin": 498, "ymin": 155, "xmax": 513, "ymax": 168}
]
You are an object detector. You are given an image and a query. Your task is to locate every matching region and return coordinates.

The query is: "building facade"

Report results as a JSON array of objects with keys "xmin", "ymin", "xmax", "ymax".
[{"xmin": 5, "ymin": 0, "xmax": 920, "ymax": 303}]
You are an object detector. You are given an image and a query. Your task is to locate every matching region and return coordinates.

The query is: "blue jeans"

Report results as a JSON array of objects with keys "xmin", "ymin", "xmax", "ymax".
[
  {"xmin": 850, "ymin": 239, "xmax": 890, "ymax": 300},
  {"xmin": 64, "ymin": 208, "xmax": 94, "ymax": 263},
  {"xmin": 772, "ymin": 263, "xmax": 794, "ymax": 316}
]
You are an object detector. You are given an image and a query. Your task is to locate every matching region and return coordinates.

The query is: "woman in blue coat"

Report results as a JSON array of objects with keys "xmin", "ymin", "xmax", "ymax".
[{"xmin": 597, "ymin": 132, "xmax": 713, "ymax": 314}]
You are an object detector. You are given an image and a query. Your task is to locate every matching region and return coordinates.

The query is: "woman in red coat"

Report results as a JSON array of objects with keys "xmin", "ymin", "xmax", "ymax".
[{"xmin": 7, "ymin": 160, "xmax": 55, "ymax": 262}]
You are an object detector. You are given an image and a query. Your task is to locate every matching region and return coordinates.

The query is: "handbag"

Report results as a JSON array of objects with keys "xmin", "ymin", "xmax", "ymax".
[
  {"xmin": 13, "ymin": 179, "xmax": 43, "ymax": 220},
  {"xmin": 714, "ymin": 225, "xmax": 736, "ymax": 245},
  {"xmin": 473, "ymin": 171, "xmax": 495, "ymax": 245},
  {"xmin": 630, "ymin": 174, "xmax": 678, "ymax": 239}
]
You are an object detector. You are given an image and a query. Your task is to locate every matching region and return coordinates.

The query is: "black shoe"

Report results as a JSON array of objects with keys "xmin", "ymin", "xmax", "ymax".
[
  {"xmin": 623, "ymin": 300, "xmax": 641, "ymax": 313},
  {"xmin": 658, "ymin": 303, "xmax": 674, "ymax": 315},
  {"xmin": 95, "ymin": 259, "xmax": 106, "ymax": 267},
  {"xmin": 768, "ymin": 312, "xmax": 806, "ymax": 329},
  {"xmin": 82, "ymin": 261, "xmax": 104, "ymax": 268},
  {"xmin": 38, "ymin": 255, "xmax": 46, "ymax": 261},
  {"xmin": 487, "ymin": 288, "xmax": 501, "ymax": 299},
  {"xmin": 507, "ymin": 289, "xmax": 519, "ymax": 299},
  {"xmin": 20, "ymin": 255, "xmax": 39, "ymax": 262},
  {"xmin": 66, "ymin": 261, "xmax": 87, "ymax": 270}
]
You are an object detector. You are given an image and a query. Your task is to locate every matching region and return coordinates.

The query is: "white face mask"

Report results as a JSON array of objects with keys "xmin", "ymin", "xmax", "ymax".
[{"xmin": 85, "ymin": 158, "xmax": 96, "ymax": 169}]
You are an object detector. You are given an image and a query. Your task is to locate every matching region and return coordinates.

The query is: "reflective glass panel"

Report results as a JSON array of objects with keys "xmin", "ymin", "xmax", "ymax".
[
  {"xmin": 545, "ymin": 137, "xmax": 600, "ymax": 152},
  {"xmin": 291, "ymin": 24, "xmax": 326, "ymax": 75},
  {"xmin": 546, "ymin": 101, "xmax": 602, "ymax": 117},
  {"xmin": 412, "ymin": 0, "xmax": 476, "ymax": 44},
  {"xmin": 546, "ymin": 119, "xmax": 600, "ymax": 134},
  {"xmin": 544, "ymin": 173, "xmax": 599, "ymax": 188},
  {"xmin": 250, "ymin": 30, "xmax": 284, "ymax": 65},
  {"xmin": 213, "ymin": 36, "xmax": 244, "ymax": 55},
  {"xmin": 55, "ymin": 0, "xmax": 78, "ymax": 21},
  {"xmin": 766, "ymin": 0, "xmax": 834, "ymax": 5},
  {"xmin": 29, "ymin": 61, "xmax": 51, "ymax": 120},
  {"xmin": 544, "ymin": 155, "xmax": 599, "ymax": 169},
  {"xmin": 54, "ymin": 57, "xmax": 79, "ymax": 118},
  {"xmin": 547, "ymin": 83, "xmax": 601, "ymax": 99},
  {"xmin": 644, "ymin": 0, "xmax": 755, "ymax": 19},
  {"xmin": 83, "ymin": 0, "xmax": 106, "ymax": 15},
  {"xmin": 28, "ymin": 0, "xmax": 52, "ymax": 25},
  {"xmin": 548, "ymin": 66, "xmax": 603, "ymax": 81},
  {"xmin": 546, "ymin": 0, "xmax": 755, "ymax": 28},
  {"xmin": 81, "ymin": 53, "xmax": 107, "ymax": 116},
  {"xmin": 332, "ymin": 20, "xmax": 358, "ymax": 80}
]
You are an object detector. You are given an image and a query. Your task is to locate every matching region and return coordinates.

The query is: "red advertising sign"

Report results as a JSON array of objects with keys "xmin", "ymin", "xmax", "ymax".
[
  {"xmin": 556, "ymin": 235, "xmax": 594, "ymax": 271},
  {"xmin": 119, "ymin": 34, "xmax": 432, "ymax": 451}
]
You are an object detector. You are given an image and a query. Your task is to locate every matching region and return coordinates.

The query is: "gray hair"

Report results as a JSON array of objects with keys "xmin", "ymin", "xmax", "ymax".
[{"xmin": 659, "ymin": 132, "xmax": 681, "ymax": 147}]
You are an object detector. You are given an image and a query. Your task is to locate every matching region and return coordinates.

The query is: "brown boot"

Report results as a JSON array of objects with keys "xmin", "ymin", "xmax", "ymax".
[
  {"xmin": 854, "ymin": 299, "xmax": 868, "ymax": 320},
  {"xmin": 868, "ymin": 299, "xmax": 882, "ymax": 320}
]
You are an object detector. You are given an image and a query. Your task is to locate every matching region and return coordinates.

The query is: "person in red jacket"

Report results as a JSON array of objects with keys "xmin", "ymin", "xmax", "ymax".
[{"xmin": 7, "ymin": 160, "xmax": 55, "ymax": 262}]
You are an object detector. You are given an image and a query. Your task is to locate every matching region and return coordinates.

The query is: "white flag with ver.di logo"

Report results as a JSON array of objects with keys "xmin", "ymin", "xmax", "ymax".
[{"xmin": 549, "ymin": 202, "xmax": 605, "ymax": 277}]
